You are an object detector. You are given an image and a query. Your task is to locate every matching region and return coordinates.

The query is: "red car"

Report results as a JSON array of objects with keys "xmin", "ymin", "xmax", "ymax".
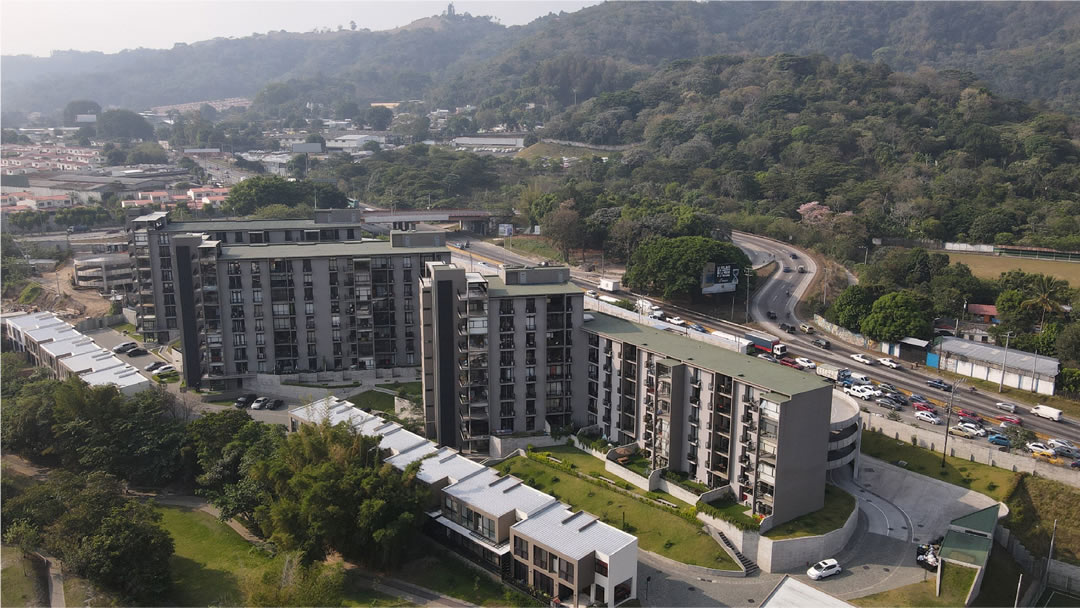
[
  {"xmin": 778, "ymin": 359, "xmax": 804, "ymax": 370},
  {"xmin": 914, "ymin": 402, "xmax": 937, "ymax": 413},
  {"xmin": 953, "ymin": 407, "xmax": 980, "ymax": 419},
  {"xmin": 995, "ymin": 415, "xmax": 1022, "ymax": 426}
]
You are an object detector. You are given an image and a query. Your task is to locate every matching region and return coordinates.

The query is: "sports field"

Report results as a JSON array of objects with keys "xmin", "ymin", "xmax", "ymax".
[{"xmin": 947, "ymin": 252, "xmax": 1080, "ymax": 284}]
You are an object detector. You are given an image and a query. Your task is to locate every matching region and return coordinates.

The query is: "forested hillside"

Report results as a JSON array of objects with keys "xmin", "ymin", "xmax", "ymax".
[{"xmin": 3, "ymin": 2, "xmax": 1078, "ymax": 116}]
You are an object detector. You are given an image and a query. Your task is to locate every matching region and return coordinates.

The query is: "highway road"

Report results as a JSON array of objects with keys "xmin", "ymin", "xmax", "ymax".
[{"xmin": 454, "ymin": 232, "xmax": 1080, "ymax": 452}]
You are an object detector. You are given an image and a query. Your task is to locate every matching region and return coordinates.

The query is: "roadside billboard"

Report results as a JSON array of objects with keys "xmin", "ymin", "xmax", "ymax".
[
  {"xmin": 702, "ymin": 262, "xmax": 740, "ymax": 294},
  {"xmin": 498, "ymin": 223, "xmax": 514, "ymax": 237}
]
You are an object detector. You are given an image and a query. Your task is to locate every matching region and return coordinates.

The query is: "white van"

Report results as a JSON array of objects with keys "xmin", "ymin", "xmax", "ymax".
[
  {"xmin": 1031, "ymin": 405, "xmax": 1063, "ymax": 422},
  {"xmin": 848, "ymin": 372, "xmax": 871, "ymax": 384}
]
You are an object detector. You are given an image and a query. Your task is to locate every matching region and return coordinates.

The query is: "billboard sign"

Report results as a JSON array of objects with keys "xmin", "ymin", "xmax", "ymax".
[
  {"xmin": 498, "ymin": 223, "xmax": 514, "ymax": 237},
  {"xmin": 702, "ymin": 262, "xmax": 740, "ymax": 294}
]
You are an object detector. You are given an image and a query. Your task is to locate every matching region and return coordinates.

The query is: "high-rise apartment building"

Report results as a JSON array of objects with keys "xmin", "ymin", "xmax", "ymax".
[
  {"xmin": 582, "ymin": 312, "xmax": 834, "ymax": 525},
  {"xmin": 129, "ymin": 211, "xmax": 450, "ymax": 390},
  {"xmin": 419, "ymin": 262, "xmax": 585, "ymax": 453}
]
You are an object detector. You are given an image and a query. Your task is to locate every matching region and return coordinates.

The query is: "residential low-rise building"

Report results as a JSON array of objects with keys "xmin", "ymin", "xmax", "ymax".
[{"xmin": 289, "ymin": 396, "xmax": 638, "ymax": 607}]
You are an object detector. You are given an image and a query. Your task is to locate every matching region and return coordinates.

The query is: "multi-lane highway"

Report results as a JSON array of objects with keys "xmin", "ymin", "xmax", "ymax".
[{"xmin": 453, "ymin": 231, "xmax": 1080, "ymax": 449}]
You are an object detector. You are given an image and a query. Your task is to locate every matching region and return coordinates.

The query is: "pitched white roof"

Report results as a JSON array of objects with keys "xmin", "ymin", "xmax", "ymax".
[
  {"xmin": 444, "ymin": 468, "xmax": 556, "ymax": 518},
  {"xmin": 3, "ymin": 312, "xmax": 66, "ymax": 333},
  {"xmin": 38, "ymin": 336, "xmax": 97, "ymax": 359},
  {"xmin": 510, "ymin": 501, "xmax": 636, "ymax": 560},
  {"xmin": 79, "ymin": 364, "xmax": 151, "ymax": 392}
]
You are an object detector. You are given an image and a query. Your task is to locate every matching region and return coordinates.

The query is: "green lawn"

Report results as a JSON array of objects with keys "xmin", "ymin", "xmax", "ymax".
[
  {"xmin": 112, "ymin": 322, "xmax": 145, "ymax": 342},
  {"xmin": 343, "ymin": 570, "xmax": 415, "ymax": 607},
  {"xmin": 1005, "ymin": 475, "xmax": 1080, "ymax": 566},
  {"xmin": 347, "ymin": 389, "xmax": 396, "ymax": 412},
  {"xmin": 1, "ymin": 545, "xmax": 48, "ymax": 608},
  {"xmin": 763, "ymin": 485, "xmax": 855, "ymax": 539},
  {"xmin": 860, "ymin": 430, "xmax": 1019, "ymax": 502},
  {"xmin": 395, "ymin": 549, "xmax": 538, "ymax": 607},
  {"xmin": 502, "ymin": 237, "xmax": 563, "ymax": 262},
  {"xmin": 380, "ymin": 381, "xmax": 422, "ymax": 401},
  {"xmin": 156, "ymin": 505, "xmax": 269, "ymax": 606},
  {"xmin": 854, "ymin": 562, "xmax": 976, "ymax": 607},
  {"xmin": 498, "ymin": 456, "xmax": 739, "ymax": 570},
  {"xmin": 971, "ymin": 545, "xmax": 1029, "ymax": 607},
  {"xmin": 701, "ymin": 497, "xmax": 761, "ymax": 529},
  {"xmin": 534, "ymin": 445, "xmax": 691, "ymax": 508}
]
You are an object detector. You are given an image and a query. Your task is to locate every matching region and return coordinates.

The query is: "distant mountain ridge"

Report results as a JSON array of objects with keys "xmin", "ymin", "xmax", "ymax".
[{"xmin": 3, "ymin": 2, "xmax": 1078, "ymax": 116}]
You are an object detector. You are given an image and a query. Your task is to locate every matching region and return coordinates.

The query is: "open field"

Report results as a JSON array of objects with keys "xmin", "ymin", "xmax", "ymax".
[
  {"xmin": 854, "ymin": 562, "xmax": 975, "ymax": 607},
  {"xmin": 347, "ymin": 389, "xmax": 395, "ymax": 412},
  {"xmin": 860, "ymin": 430, "xmax": 1019, "ymax": 502},
  {"xmin": 762, "ymin": 484, "xmax": 855, "ymax": 539},
  {"xmin": 502, "ymin": 236, "xmax": 563, "ymax": 262},
  {"xmin": 946, "ymin": 252, "xmax": 1080, "ymax": 284},
  {"xmin": 515, "ymin": 142, "xmax": 613, "ymax": 161},
  {"xmin": 498, "ymin": 454, "xmax": 739, "ymax": 570}
]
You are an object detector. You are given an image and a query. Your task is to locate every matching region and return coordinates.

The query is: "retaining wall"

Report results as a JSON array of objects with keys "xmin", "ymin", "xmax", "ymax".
[
  {"xmin": 74, "ymin": 313, "xmax": 126, "ymax": 332},
  {"xmin": 490, "ymin": 434, "xmax": 564, "ymax": 459},
  {"xmin": 861, "ymin": 413, "xmax": 1080, "ymax": 486},
  {"xmin": 1048, "ymin": 559, "xmax": 1080, "ymax": 596},
  {"xmin": 655, "ymin": 478, "xmax": 706, "ymax": 506}
]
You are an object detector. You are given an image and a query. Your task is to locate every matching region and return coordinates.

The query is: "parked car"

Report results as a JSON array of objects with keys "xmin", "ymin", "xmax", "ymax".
[
  {"xmin": 987, "ymin": 433, "xmax": 1011, "ymax": 447},
  {"xmin": 767, "ymin": 310, "xmax": 778, "ymax": 320},
  {"xmin": 927, "ymin": 379, "xmax": 952, "ymax": 391},
  {"xmin": 234, "ymin": 393, "xmax": 257, "ymax": 409},
  {"xmin": 807, "ymin": 559, "xmax": 841, "ymax": 580},
  {"xmin": 251, "ymin": 397, "xmax": 271, "ymax": 410},
  {"xmin": 995, "ymin": 415, "xmax": 1022, "ymax": 426},
  {"xmin": 994, "ymin": 402, "xmax": 1018, "ymax": 413},
  {"xmin": 153, "ymin": 365, "xmax": 176, "ymax": 376},
  {"xmin": 113, "ymin": 341, "xmax": 138, "ymax": 354},
  {"xmin": 271, "ymin": 399, "xmax": 284, "ymax": 410},
  {"xmin": 877, "ymin": 358, "xmax": 901, "ymax": 369},
  {"xmin": 1026, "ymin": 442, "xmax": 1055, "ymax": 457},
  {"xmin": 876, "ymin": 398, "xmax": 902, "ymax": 411},
  {"xmin": 794, "ymin": 357, "xmax": 817, "ymax": 369},
  {"xmin": 145, "ymin": 361, "xmax": 166, "ymax": 372},
  {"xmin": 850, "ymin": 353, "xmax": 874, "ymax": 365},
  {"xmin": 757, "ymin": 353, "xmax": 778, "ymax": 363},
  {"xmin": 126, "ymin": 347, "xmax": 149, "ymax": 357},
  {"xmin": 914, "ymin": 402, "xmax": 937, "ymax": 414},
  {"xmin": 915, "ymin": 411, "xmax": 941, "ymax": 425},
  {"xmin": 811, "ymin": 338, "xmax": 831, "ymax": 350},
  {"xmin": 957, "ymin": 422, "xmax": 987, "ymax": 437}
]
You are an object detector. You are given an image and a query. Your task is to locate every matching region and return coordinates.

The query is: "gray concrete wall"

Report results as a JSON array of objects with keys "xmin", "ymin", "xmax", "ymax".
[
  {"xmin": 74, "ymin": 314, "xmax": 127, "ymax": 332},
  {"xmin": 654, "ymin": 478, "xmax": 705, "ymax": 506},
  {"xmin": 861, "ymin": 412, "xmax": 1080, "ymax": 487},
  {"xmin": 1048, "ymin": 559, "xmax": 1080, "ymax": 596},
  {"xmin": 489, "ymin": 434, "xmax": 564, "ymax": 459}
]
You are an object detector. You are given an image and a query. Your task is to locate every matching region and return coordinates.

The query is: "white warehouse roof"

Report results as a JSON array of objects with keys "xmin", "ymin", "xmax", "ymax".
[{"xmin": 938, "ymin": 337, "xmax": 1059, "ymax": 377}]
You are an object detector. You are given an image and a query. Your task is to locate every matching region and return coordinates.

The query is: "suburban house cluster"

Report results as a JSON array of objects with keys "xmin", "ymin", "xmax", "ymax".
[{"xmin": 290, "ymin": 396, "xmax": 638, "ymax": 608}]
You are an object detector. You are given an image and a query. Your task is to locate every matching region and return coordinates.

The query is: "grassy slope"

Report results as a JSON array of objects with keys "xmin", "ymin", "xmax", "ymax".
[
  {"xmin": 498, "ymin": 455, "xmax": 738, "ymax": 570},
  {"xmin": 1004, "ymin": 476, "xmax": 1080, "ymax": 566},
  {"xmin": 860, "ymin": 430, "xmax": 1018, "ymax": 502},
  {"xmin": 854, "ymin": 562, "xmax": 976, "ymax": 607},
  {"xmin": 0, "ymin": 545, "xmax": 48, "ymax": 608},
  {"xmin": 515, "ymin": 142, "xmax": 612, "ymax": 161},
  {"xmin": 503, "ymin": 237, "xmax": 563, "ymax": 262},
  {"xmin": 762, "ymin": 484, "xmax": 855, "ymax": 539},
  {"xmin": 395, "ymin": 548, "xmax": 536, "ymax": 607}
]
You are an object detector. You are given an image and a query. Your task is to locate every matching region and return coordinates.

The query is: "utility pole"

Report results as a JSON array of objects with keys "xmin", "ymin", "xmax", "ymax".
[
  {"xmin": 1013, "ymin": 573, "xmax": 1023, "ymax": 608},
  {"xmin": 940, "ymin": 378, "xmax": 965, "ymax": 469},
  {"xmin": 744, "ymin": 266, "xmax": 752, "ymax": 323},
  {"xmin": 955, "ymin": 298, "xmax": 966, "ymax": 337},
  {"xmin": 822, "ymin": 266, "xmax": 829, "ymax": 308},
  {"xmin": 1031, "ymin": 350, "xmax": 1040, "ymax": 394},
  {"xmin": 997, "ymin": 331, "xmax": 1013, "ymax": 393}
]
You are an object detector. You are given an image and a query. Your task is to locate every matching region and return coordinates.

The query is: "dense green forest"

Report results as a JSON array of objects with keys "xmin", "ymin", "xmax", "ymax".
[{"xmin": 3, "ymin": 2, "xmax": 1079, "ymax": 118}]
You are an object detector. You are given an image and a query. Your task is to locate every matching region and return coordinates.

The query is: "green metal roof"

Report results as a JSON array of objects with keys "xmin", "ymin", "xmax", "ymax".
[
  {"xmin": 950, "ymin": 505, "xmax": 999, "ymax": 535},
  {"xmin": 484, "ymin": 275, "xmax": 583, "ymax": 298},
  {"xmin": 584, "ymin": 313, "xmax": 827, "ymax": 397},
  {"xmin": 940, "ymin": 530, "xmax": 992, "ymax": 567},
  {"xmin": 217, "ymin": 241, "xmax": 447, "ymax": 260}
]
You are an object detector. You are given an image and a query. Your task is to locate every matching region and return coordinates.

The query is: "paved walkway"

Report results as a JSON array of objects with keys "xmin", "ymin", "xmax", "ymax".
[{"xmin": 44, "ymin": 556, "xmax": 66, "ymax": 608}]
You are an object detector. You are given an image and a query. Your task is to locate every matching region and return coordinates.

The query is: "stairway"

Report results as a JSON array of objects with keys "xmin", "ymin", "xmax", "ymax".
[{"xmin": 708, "ymin": 525, "xmax": 759, "ymax": 575}]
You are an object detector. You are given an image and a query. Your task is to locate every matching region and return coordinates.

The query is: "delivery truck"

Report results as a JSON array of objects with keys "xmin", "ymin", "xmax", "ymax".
[
  {"xmin": 745, "ymin": 330, "xmax": 787, "ymax": 357},
  {"xmin": 599, "ymin": 278, "xmax": 620, "ymax": 292},
  {"xmin": 816, "ymin": 363, "xmax": 850, "ymax": 383}
]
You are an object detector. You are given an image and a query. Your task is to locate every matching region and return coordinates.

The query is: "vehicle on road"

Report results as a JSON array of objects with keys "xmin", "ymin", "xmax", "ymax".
[
  {"xmin": 987, "ymin": 433, "xmax": 1011, "ymax": 447},
  {"xmin": 844, "ymin": 385, "xmax": 873, "ymax": 400},
  {"xmin": 909, "ymin": 393, "xmax": 930, "ymax": 403},
  {"xmin": 585, "ymin": 290, "xmax": 598, "ymax": 298},
  {"xmin": 790, "ymin": 253, "xmax": 799, "ymax": 259},
  {"xmin": 797, "ymin": 265, "xmax": 806, "ymax": 273},
  {"xmin": 767, "ymin": 310, "xmax": 778, "ymax": 320},
  {"xmin": 145, "ymin": 361, "xmax": 166, "ymax": 372},
  {"xmin": 807, "ymin": 559, "xmax": 841, "ymax": 580},
  {"xmin": 126, "ymin": 347, "xmax": 149, "ymax": 357},
  {"xmin": 1031, "ymin": 405, "xmax": 1064, "ymax": 422},
  {"xmin": 799, "ymin": 323, "xmax": 815, "ymax": 334},
  {"xmin": 251, "ymin": 397, "xmax": 271, "ymax": 410},
  {"xmin": 113, "ymin": 341, "xmax": 138, "ymax": 354},
  {"xmin": 1072, "ymin": 460, "xmax": 1080, "ymax": 469},
  {"xmin": 1026, "ymin": 442, "xmax": 1055, "ymax": 457},
  {"xmin": 782, "ymin": 266, "xmax": 792, "ymax": 273},
  {"xmin": 599, "ymin": 278, "xmax": 620, "ymax": 292},
  {"xmin": 795, "ymin": 357, "xmax": 816, "ymax": 369},
  {"xmin": 953, "ymin": 407, "xmax": 979, "ymax": 419},
  {"xmin": 877, "ymin": 358, "xmax": 901, "ymax": 369},
  {"xmin": 994, "ymin": 402, "xmax": 1018, "ymax": 413},
  {"xmin": 999, "ymin": 420, "xmax": 1019, "ymax": 432},
  {"xmin": 234, "ymin": 393, "xmax": 256, "ymax": 409},
  {"xmin": 915, "ymin": 411, "xmax": 941, "ymax": 425},
  {"xmin": 816, "ymin": 363, "xmax": 848, "ymax": 383},
  {"xmin": 757, "ymin": 353, "xmax": 779, "ymax": 363},
  {"xmin": 883, "ymin": 391, "xmax": 908, "ymax": 405},
  {"xmin": 811, "ymin": 338, "xmax": 831, "ymax": 349},
  {"xmin": 957, "ymin": 422, "xmax": 987, "ymax": 437},
  {"xmin": 1048, "ymin": 439, "xmax": 1077, "ymax": 452},
  {"xmin": 995, "ymin": 415, "xmax": 1022, "ymax": 426},
  {"xmin": 667, "ymin": 316, "xmax": 686, "ymax": 326},
  {"xmin": 1054, "ymin": 445, "xmax": 1080, "ymax": 459},
  {"xmin": 778, "ymin": 359, "xmax": 804, "ymax": 370},
  {"xmin": 778, "ymin": 322, "xmax": 796, "ymax": 334},
  {"xmin": 926, "ymin": 379, "xmax": 952, "ymax": 391},
  {"xmin": 876, "ymin": 397, "xmax": 902, "ymax": 411},
  {"xmin": 689, "ymin": 323, "xmax": 707, "ymax": 333},
  {"xmin": 850, "ymin": 353, "xmax": 874, "ymax": 365},
  {"xmin": 745, "ymin": 330, "xmax": 787, "ymax": 357},
  {"xmin": 914, "ymin": 402, "xmax": 937, "ymax": 414},
  {"xmin": 949, "ymin": 427, "xmax": 974, "ymax": 438}
]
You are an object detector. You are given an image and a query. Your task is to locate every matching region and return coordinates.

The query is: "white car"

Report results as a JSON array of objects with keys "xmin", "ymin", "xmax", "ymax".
[
  {"xmin": 794, "ymin": 357, "xmax": 817, "ymax": 369},
  {"xmin": 153, "ymin": 365, "xmax": 176, "ymax": 376},
  {"xmin": 251, "ymin": 397, "xmax": 271, "ymax": 410},
  {"xmin": 1026, "ymin": 442, "xmax": 1055, "ymax": 456},
  {"xmin": 957, "ymin": 422, "xmax": 987, "ymax": 437},
  {"xmin": 585, "ymin": 290, "xmax": 598, "ymax": 298},
  {"xmin": 667, "ymin": 316, "xmax": 686, "ymax": 326},
  {"xmin": 1048, "ymin": 438, "xmax": 1077, "ymax": 452},
  {"xmin": 807, "ymin": 558, "xmax": 841, "ymax": 580},
  {"xmin": 915, "ymin": 411, "xmax": 941, "ymax": 425},
  {"xmin": 113, "ymin": 341, "xmax": 138, "ymax": 354},
  {"xmin": 757, "ymin": 353, "xmax": 778, "ymax": 363},
  {"xmin": 877, "ymin": 358, "xmax": 901, "ymax": 369},
  {"xmin": 850, "ymin": 353, "xmax": 874, "ymax": 365},
  {"xmin": 844, "ymin": 385, "xmax": 873, "ymax": 400}
]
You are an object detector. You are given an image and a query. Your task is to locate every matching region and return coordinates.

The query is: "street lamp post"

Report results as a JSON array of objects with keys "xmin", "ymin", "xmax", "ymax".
[
  {"xmin": 940, "ymin": 378, "xmax": 965, "ymax": 469},
  {"xmin": 744, "ymin": 266, "xmax": 752, "ymax": 323}
]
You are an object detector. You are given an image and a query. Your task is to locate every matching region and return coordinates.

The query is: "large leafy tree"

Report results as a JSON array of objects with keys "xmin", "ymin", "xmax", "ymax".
[
  {"xmin": 541, "ymin": 205, "xmax": 583, "ymax": 262},
  {"xmin": 63, "ymin": 99, "xmax": 101, "ymax": 126},
  {"xmin": 1021, "ymin": 274, "xmax": 1071, "ymax": 328},
  {"xmin": 828, "ymin": 285, "xmax": 880, "ymax": 331},
  {"xmin": 860, "ymin": 291, "xmax": 932, "ymax": 342},
  {"xmin": 97, "ymin": 109, "xmax": 154, "ymax": 140},
  {"xmin": 623, "ymin": 235, "xmax": 751, "ymax": 301}
]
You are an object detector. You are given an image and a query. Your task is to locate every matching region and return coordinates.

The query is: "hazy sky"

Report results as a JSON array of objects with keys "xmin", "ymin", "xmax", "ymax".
[{"xmin": 1, "ymin": 0, "xmax": 601, "ymax": 57}]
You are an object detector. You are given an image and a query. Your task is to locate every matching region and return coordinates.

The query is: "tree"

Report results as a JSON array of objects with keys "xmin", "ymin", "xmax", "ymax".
[
  {"xmin": 541, "ymin": 206, "xmax": 583, "ymax": 262},
  {"xmin": 1054, "ymin": 323, "xmax": 1080, "ymax": 367},
  {"xmin": 250, "ymin": 203, "xmax": 314, "ymax": 220},
  {"xmin": 1021, "ymin": 274, "xmax": 1070, "ymax": 328},
  {"xmin": 63, "ymin": 100, "xmax": 101, "ymax": 126},
  {"xmin": 224, "ymin": 175, "xmax": 305, "ymax": 215},
  {"xmin": 126, "ymin": 142, "xmax": 169, "ymax": 164},
  {"xmin": 828, "ymin": 285, "xmax": 878, "ymax": 331},
  {"xmin": 97, "ymin": 109, "xmax": 154, "ymax": 140},
  {"xmin": 244, "ymin": 552, "xmax": 345, "ymax": 607},
  {"xmin": 335, "ymin": 101, "xmax": 360, "ymax": 121},
  {"xmin": 623, "ymin": 236, "xmax": 751, "ymax": 301},
  {"xmin": 860, "ymin": 291, "xmax": 932, "ymax": 342},
  {"xmin": 366, "ymin": 106, "xmax": 393, "ymax": 131}
]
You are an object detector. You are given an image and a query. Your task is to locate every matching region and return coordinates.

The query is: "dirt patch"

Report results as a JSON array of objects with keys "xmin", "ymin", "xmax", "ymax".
[{"xmin": 2, "ymin": 262, "xmax": 111, "ymax": 320}]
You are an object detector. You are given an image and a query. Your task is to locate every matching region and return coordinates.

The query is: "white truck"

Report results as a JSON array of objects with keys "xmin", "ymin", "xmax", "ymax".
[
  {"xmin": 1031, "ymin": 405, "xmax": 1064, "ymax": 422},
  {"xmin": 816, "ymin": 363, "xmax": 849, "ymax": 383},
  {"xmin": 599, "ymin": 278, "xmax": 620, "ymax": 292},
  {"xmin": 637, "ymin": 299, "xmax": 664, "ymax": 319}
]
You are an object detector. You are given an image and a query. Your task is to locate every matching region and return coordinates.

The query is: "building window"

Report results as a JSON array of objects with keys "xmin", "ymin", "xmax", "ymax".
[
  {"xmin": 513, "ymin": 536, "xmax": 528, "ymax": 559},
  {"xmin": 533, "ymin": 546, "xmax": 548, "ymax": 570},
  {"xmin": 594, "ymin": 557, "xmax": 608, "ymax": 577},
  {"xmin": 558, "ymin": 559, "xmax": 574, "ymax": 584},
  {"xmin": 234, "ymin": 347, "xmax": 247, "ymax": 361}
]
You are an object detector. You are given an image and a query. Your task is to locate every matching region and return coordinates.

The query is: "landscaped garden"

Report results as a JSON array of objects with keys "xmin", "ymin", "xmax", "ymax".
[
  {"xmin": 762, "ymin": 484, "xmax": 856, "ymax": 539},
  {"xmin": 497, "ymin": 452, "xmax": 739, "ymax": 570}
]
